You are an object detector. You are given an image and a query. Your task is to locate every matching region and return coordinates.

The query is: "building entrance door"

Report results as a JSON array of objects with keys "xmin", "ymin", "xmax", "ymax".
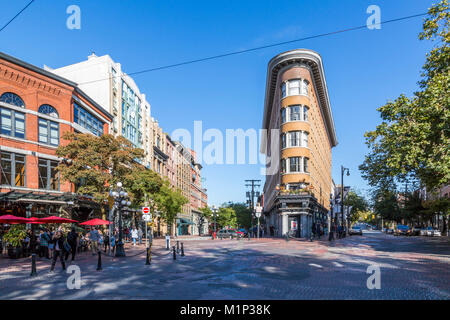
[{"xmin": 288, "ymin": 216, "xmax": 301, "ymax": 238}]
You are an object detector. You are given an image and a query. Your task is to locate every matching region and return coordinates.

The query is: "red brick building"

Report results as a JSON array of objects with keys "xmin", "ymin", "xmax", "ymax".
[{"xmin": 0, "ymin": 52, "xmax": 112, "ymax": 219}]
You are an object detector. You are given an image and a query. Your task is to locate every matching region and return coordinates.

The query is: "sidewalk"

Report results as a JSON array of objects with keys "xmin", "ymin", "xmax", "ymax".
[{"xmin": 0, "ymin": 240, "xmax": 170, "ymax": 275}]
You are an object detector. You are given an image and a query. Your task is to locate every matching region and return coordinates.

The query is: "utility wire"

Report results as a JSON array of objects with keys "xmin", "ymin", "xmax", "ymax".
[
  {"xmin": 0, "ymin": 0, "xmax": 36, "ymax": 33},
  {"xmin": 77, "ymin": 11, "xmax": 429, "ymax": 86}
]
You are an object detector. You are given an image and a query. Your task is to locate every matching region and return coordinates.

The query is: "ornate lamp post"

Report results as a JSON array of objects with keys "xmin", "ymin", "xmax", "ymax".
[
  {"xmin": 211, "ymin": 205, "xmax": 218, "ymax": 233},
  {"xmin": 341, "ymin": 166, "xmax": 350, "ymax": 237},
  {"xmin": 111, "ymin": 182, "xmax": 131, "ymax": 257}
]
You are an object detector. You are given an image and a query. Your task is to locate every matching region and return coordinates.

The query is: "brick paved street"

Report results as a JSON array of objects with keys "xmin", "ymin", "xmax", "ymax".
[{"xmin": 0, "ymin": 231, "xmax": 449, "ymax": 299}]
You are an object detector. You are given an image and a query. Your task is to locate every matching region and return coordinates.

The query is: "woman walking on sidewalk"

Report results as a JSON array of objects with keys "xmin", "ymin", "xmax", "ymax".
[{"xmin": 50, "ymin": 231, "xmax": 66, "ymax": 272}]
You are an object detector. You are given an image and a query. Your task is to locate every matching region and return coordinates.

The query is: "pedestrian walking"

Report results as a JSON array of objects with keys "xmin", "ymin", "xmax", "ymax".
[
  {"xmin": 65, "ymin": 227, "xmax": 78, "ymax": 261},
  {"xmin": 38, "ymin": 229, "xmax": 50, "ymax": 259},
  {"xmin": 131, "ymin": 227, "xmax": 138, "ymax": 246},
  {"xmin": 89, "ymin": 227, "xmax": 100, "ymax": 255},
  {"xmin": 110, "ymin": 232, "xmax": 116, "ymax": 255},
  {"xmin": 103, "ymin": 230, "xmax": 110, "ymax": 253},
  {"xmin": 138, "ymin": 228, "xmax": 143, "ymax": 245},
  {"xmin": 50, "ymin": 231, "xmax": 66, "ymax": 271}
]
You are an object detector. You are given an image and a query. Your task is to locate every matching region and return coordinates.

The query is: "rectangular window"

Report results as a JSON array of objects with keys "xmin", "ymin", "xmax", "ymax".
[
  {"xmin": 0, "ymin": 151, "xmax": 25, "ymax": 187},
  {"xmin": 289, "ymin": 157, "xmax": 301, "ymax": 172},
  {"xmin": 14, "ymin": 112, "xmax": 25, "ymax": 139},
  {"xmin": 289, "ymin": 105, "xmax": 301, "ymax": 121},
  {"xmin": 0, "ymin": 108, "xmax": 26, "ymax": 138},
  {"xmin": 38, "ymin": 159, "xmax": 59, "ymax": 190},
  {"xmin": 39, "ymin": 118, "xmax": 59, "ymax": 146},
  {"xmin": 14, "ymin": 154, "xmax": 25, "ymax": 187},
  {"xmin": 281, "ymin": 158, "xmax": 286, "ymax": 174},
  {"xmin": 303, "ymin": 106, "xmax": 309, "ymax": 122},
  {"xmin": 73, "ymin": 102, "xmax": 104, "ymax": 136},
  {"xmin": 301, "ymin": 80, "xmax": 309, "ymax": 96},
  {"xmin": 302, "ymin": 131, "xmax": 309, "ymax": 148},
  {"xmin": 289, "ymin": 131, "xmax": 301, "ymax": 147},
  {"xmin": 303, "ymin": 157, "xmax": 309, "ymax": 173},
  {"xmin": 281, "ymin": 83, "xmax": 286, "ymax": 98},
  {"xmin": 288, "ymin": 80, "xmax": 301, "ymax": 96},
  {"xmin": 281, "ymin": 108, "xmax": 286, "ymax": 124},
  {"xmin": 281, "ymin": 133, "xmax": 286, "ymax": 149}
]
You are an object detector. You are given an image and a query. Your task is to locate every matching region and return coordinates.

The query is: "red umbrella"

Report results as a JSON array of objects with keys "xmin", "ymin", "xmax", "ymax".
[
  {"xmin": 38, "ymin": 216, "xmax": 78, "ymax": 224},
  {"xmin": 0, "ymin": 214, "xmax": 29, "ymax": 224},
  {"xmin": 80, "ymin": 218, "xmax": 111, "ymax": 226},
  {"xmin": 24, "ymin": 217, "xmax": 42, "ymax": 224}
]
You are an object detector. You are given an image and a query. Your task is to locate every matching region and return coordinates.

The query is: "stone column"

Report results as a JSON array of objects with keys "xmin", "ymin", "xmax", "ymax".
[{"xmin": 282, "ymin": 214, "xmax": 288, "ymax": 237}]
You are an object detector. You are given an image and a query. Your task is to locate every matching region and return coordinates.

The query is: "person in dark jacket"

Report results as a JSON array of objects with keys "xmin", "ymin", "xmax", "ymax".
[
  {"xmin": 50, "ymin": 231, "xmax": 66, "ymax": 271},
  {"xmin": 65, "ymin": 228, "xmax": 78, "ymax": 261}
]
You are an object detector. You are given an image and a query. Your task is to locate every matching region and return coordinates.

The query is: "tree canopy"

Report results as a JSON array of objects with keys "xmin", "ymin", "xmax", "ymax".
[{"xmin": 359, "ymin": 0, "xmax": 449, "ymax": 191}]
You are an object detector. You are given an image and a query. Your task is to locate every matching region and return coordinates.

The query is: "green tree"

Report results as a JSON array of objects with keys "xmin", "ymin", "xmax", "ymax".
[
  {"xmin": 371, "ymin": 186, "xmax": 402, "ymax": 223},
  {"xmin": 344, "ymin": 191, "xmax": 369, "ymax": 224},
  {"xmin": 226, "ymin": 203, "xmax": 252, "ymax": 229},
  {"xmin": 56, "ymin": 132, "xmax": 144, "ymax": 203},
  {"xmin": 154, "ymin": 182, "xmax": 188, "ymax": 234},
  {"xmin": 124, "ymin": 168, "xmax": 164, "ymax": 207},
  {"xmin": 359, "ymin": 0, "xmax": 449, "ymax": 191},
  {"xmin": 199, "ymin": 206, "xmax": 213, "ymax": 235},
  {"xmin": 216, "ymin": 207, "xmax": 237, "ymax": 229}
]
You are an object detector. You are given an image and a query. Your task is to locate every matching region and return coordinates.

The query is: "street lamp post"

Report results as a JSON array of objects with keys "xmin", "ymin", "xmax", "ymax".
[
  {"xmin": 111, "ymin": 182, "xmax": 131, "ymax": 257},
  {"xmin": 341, "ymin": 166, "xmax": 350, "ymax": 237},
  {"xmin": 211, "ymin": 205, "xmax": 218, "ymax": 234}
]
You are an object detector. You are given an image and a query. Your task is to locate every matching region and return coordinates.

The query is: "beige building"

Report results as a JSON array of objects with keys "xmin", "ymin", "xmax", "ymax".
[{"xmin": 261, "ymin": 49, "xmax": 338, "ymax": 238}]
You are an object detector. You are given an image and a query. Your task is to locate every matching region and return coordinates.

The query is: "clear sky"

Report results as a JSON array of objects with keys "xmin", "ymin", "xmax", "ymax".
[{"xmin": 0, "ymin": 0, "xmax": 436, "ymax": 207}]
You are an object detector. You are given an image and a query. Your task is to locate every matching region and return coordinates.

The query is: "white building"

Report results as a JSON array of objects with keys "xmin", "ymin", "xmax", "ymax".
[{"xmin": 44, "ymin": 53, "xmax": 152, "ymax": 168}]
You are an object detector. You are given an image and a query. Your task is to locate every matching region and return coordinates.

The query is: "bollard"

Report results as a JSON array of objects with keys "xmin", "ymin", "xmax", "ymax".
[
  {"xmin": 146, "ymin": 245, "xmax": 151, "ymax": 265},
  {"xmin": 97, "ymin": 251, "xmax": 102, "ymax": 271},
  {"xmin": 176, "ymin": 240, "xmax": 180, "ymax": 254},
  {"xmin": 172, "ymin": 246, "xmax": 176, "ymax": 260},
  {"xmin": 30, "ymin": 253, "xmax": 37, "ymax": 277},
  {"xmin": 181, "ymin": 242, "xmax": 185, "ymax": 256},
  {"xmin": 248, "ymin": 232, "xmax": 250, "ymax": 241}
]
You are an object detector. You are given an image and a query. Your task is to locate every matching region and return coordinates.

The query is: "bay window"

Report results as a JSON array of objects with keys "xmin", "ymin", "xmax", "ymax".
[
  {"xmin": 289, "ymin": 131, "xmax": 301, "ymax": 147},
  {"xmin": 289, "ymin": 157, "xmax": 301, "ymax": 172},
  {"xmin": 281, "ymin": 79, "xmax": 310, "ymax": 98},
  {"xmin": 289, "ymin": 105, "xmax": 301, "ymax": 121}
]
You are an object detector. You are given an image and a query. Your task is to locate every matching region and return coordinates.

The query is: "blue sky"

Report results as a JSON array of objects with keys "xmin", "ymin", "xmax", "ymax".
[{"xmin": 0, "ymin": 0, "xmax": 436, "ymax": 206}]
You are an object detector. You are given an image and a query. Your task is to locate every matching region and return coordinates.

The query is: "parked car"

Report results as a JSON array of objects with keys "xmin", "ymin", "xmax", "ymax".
[
  {"xmin": 349, "ymin": 225, "xmax": 363, "ymax": 236},
  {"xmin": 425, "ymin": 226, "xmax": 434, "ymax": 236},
  {"xmin": 424, "ymin": 227, "xmax": 442, "ymax": 237},
  {"xmin": 217, "ymin": 229, "xmax": 242, "ymax": 239},
  {"xmin": 237, "ymin": 228, "xmax": 248, "ymax": 237},
  {"xmin": 395, "ymin": 225, "xmax": 411, "ymax": 236},
  {"xmin": 411, "ymin": 226, "xmax": 423, "ymax": 236},
  {"xmin": 386, "ymin": 228, "xmax": 394, "ymax": 234},
  {"xmin": 420, "ymin": 228, "xmax": 429, "ymax": 236}
]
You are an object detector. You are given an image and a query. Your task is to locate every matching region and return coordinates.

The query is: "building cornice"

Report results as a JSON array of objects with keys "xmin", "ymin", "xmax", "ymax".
[{"xmin": 261, "ymin": 49, "xmax": 338, "ymax": 151}]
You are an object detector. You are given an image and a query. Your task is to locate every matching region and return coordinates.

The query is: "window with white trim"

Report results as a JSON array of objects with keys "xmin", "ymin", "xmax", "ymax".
[{"xmin": 281, "ymin": 79, "xmax": 309, "ymax": 98}]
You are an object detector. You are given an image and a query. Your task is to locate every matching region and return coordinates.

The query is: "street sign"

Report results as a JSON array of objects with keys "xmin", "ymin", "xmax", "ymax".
[
  {"xmin": 142, "ymin": 207, "xmax": 150, "ymax": 214},
  {"xmin": 108, "ymin": 196, "xmax": 115, "ymax": 210},
  {"xmin": 255, "ymin": 212, "xmax": 261, "ymax": 218},
  {"xmin": 143, "ymin": 214, "xmax": 152, "ymax": 222}
]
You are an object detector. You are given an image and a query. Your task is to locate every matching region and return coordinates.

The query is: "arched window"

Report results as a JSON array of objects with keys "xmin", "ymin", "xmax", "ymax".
[
  {"xmin": 0, "ymin": 92, "xmax": 25, "ymax": 108},
  {"xmin": 38, "ymin": 105, "xmax": 59, "ymax": 146},
  {"xmin": 38, "ymin": 104, "xmax": 59, "ymax": 118}
]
